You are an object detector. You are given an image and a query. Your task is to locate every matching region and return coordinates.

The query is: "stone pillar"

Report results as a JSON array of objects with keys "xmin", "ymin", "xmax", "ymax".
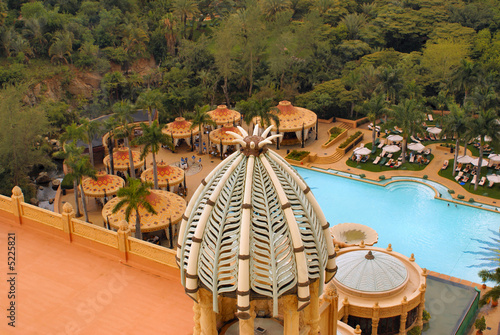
[
  {"xmin": 354, "ymin": 325, "xmax": 362, "ymax": 334},
  {"xmin": 342, "ymin": 298, "xmax": 349, "ymax": 324},
  {"xmin": 239, "ymin": 300, "xmax": 256, "ymax": 335},
  {"xmin": 306, "ymin": 280, "xmax": 320, "ymax": 335},
  {"xmin": 282, "ymin": 295, "xmax": 299, "ymax": 335},
  {"xmin": 416, "ymin": 284, "xmax": 426, "ymax": 328},
  {"xmin": 117, "ymin": 220, "xmax": 131, "ymax": 261},
  {"xmin": 193, "ymin": 298, "xmax": 201, "ymax": 335},
  {"xmin": 199, "ymin": 288, "xmax": 217, "ymax": 335},
  {"xmin": 371, "ymin": 302, "xmax": 380, "ymax": 335},
  {"xmin": 11, "ymin": 186, "xmax": 24, "ymax": 225},
  {"xmin": 399, "ymin": 296, "xmax": 408, "ymax": 335},
  {"xmin": 322, "ymin": 282, "xmax": 338, "ymax": 335},
  {"xmin": 61, "ymin": 202, "xmax": 75, "ymax": 241}
]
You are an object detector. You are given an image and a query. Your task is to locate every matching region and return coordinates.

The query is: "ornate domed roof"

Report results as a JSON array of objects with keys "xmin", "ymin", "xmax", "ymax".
[
  {"xmin": 334, "ymin": 250, "xmax": 407, "ymax": 292},
  {"xmin": 176, "ymin": 126, "xmax": 337, "ymax": 319}
]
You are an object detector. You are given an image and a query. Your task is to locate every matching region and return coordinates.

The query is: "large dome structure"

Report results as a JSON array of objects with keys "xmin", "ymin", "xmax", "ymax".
[{"xmin": 177, "ymin": 125, "xmax": 337, "ymax": 334}]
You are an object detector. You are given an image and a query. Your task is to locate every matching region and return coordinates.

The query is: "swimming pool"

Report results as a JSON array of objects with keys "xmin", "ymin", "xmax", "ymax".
[{"xmin": 295, "ymin": 167, "xmax": 500, "ymax": 284}]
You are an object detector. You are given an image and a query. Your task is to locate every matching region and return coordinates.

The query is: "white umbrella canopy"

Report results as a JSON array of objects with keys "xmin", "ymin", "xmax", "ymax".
[
  {"xmin": 475, "ymin": 135, "xmax": 492, "ymax": 142},
  {"xmin": 383, "ymin": 145, "xmax": 401, "ymax": 153},
  {"xmin": 426, "ymin": 127, "xmax": 442, "ymax": 135},
  {"xmin": 487, "ymin": 175, "xmax": 500, "ymax": 183},
  {"xmin": 488, "ymin": 154, "xmax": 500, "ymax": 163},
  {"xmin": 407, "ymin": 142, "xmax": 425, "ymax": 152},
  {"xmin": 387, "ymin": 134, "xmax": 403, "ymax": 142},
  {"xmin": 456, "ymin": 155, "xmax": 474, "ymax": 164},
  {"xmin": 471, "ymin": 158, "xmax": 489, "ymax": 167},
  {"xmin": 354, "ymin": 147, "xmax": 372, "ymax": 155}
]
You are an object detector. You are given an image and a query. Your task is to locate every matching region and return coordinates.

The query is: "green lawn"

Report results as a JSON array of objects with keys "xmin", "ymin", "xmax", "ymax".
[
  {"xmin": 438, "ymin": 159, "xmax": 500, "ymax": 200},
  {"xmin": 346, "ymin": 142, "xmax": 433, "ymax": 172}
]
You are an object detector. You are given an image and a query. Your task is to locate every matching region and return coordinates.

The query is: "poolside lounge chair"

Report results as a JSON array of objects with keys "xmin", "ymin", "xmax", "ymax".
[
  {"xmin": 380, "ymin": 157, "xmax": 388, "ymax": 166},
  {"xmin": 455, "ymin": 171, "xmax": 464, "ymax": 181},
  {"xmin": 378, "ymin": 140, "xmax": 385, "ymax": 149},
  {"xmin": 489, "ymin": 181, "xmax": 495, "ymax": 187},
  {"xmin": 410, "ymin": 135, "xmax": 420, "ymax": 143},
  {"xmin": 387, "ymin": 153, "xmax": 393, "ymax": 159},
  {"xmin": 393, "ymin": 161, "xmax": 402, "ymax": 168},
  {"xmin": 462, "ymin": 174, "xmax": 470, "ymax": 183},
  {"xmin": 428, "ymin": 114, "xmax": 434, "ymax": 121},
  {"xmin": 372, "ymin": 156, "xmax": 381, "ymax": 164},
  {"xmin": 380, "ymin": 150, "xmax": 386, "ymax": 157},
  {"xmin": 471, "ymin": 175, "xmax": 477, "ymax": 184},
  {"xmin": 409, "ymin": 154, "xmax": 415, "ymax": 163},
  {"xmin": 441, "ymin": 160, "xmax": 448, "ymax": 170},
  {"xmin": 385, "ymin": 158, "xmax": 394, "ymax": 167},
  {"xmin": 479, "ymin": 176, "xmax": 486, "ymax": 186}
]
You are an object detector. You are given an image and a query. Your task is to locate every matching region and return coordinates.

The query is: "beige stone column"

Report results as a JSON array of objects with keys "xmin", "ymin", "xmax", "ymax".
[
  {"xmin": 193, "ymin": 299, "xmax": 201, "ymax": 335},
  {"xmin": 239, "ymin": 300, "xmax": 256, "ymax": 334},
  {"xmin": 10, "ymin": 186, "xmax": 24, "ymax": 225},
  {"xmin": 342, "ymin": 298, "xmax": 349, "ymax": 324},
  {"xmin": 322, "ymin": 283, "xmax": 338, "ymax": 335},
  {"xmin": 117, "ymin": 220, "xmax": 131, "ymax": 261},
  {"xmin": 399, "ymin": 296, "xmax": 408, "ymax": 335},
  {"xmin": 282, "ymin": 295, "xmax": 299, "ymax": 335},
  {"xmin": 199, "ymin": 288, "xmax": 217, "ymax": 335},
  {"xmin": 304, "ymin": 280, "xmax": 320, "ymax": 334},
  {"xmin": 354, "ymin": 325, "xmax": 362, "ymax": 334},
  {"xmin": 416, "ymin": 284, "xmax": 426, "ymax": 328},
  {"xmin": 61, "ymin": 202, "xmax": 75, "ymax": 241},
  {"xmin": 371, "ymin": 302, "xmax": 380, "ymax": 335}
]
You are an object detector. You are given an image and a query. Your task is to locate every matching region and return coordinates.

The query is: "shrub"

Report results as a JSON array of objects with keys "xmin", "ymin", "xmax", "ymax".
[
  {"xmin": 286, "ymin": 150, "xmax": 309, "ymax": 161},
  {"xmin": 448, "ymin": 189, "xmax": 455, "ymax": 194},
  {"xmin": 423, "ymin": 310, "xmax": 431, "ymax": 321},
  {"xmin": 475, "ymin": 316, "xmax": 486, "ymax": 332},
  {"xmin": 469, "ymin": 198, "xmax": 475, "ymax": 203},
  {"xmin": 457, "ymin": 194, "xmax": 465, "ymax": 199},
  {"xmin": 423, "ymin": 175, "xmax": 428, "ymax": 179},
  {"xmin": 360, "ymin": 174, "xmax": 366, "ymax": 178},
  {"xmin": 61, "ymin": 175, "xmax": 74, "ymax": 190},
  {"xmin": 407, "ymin": 326, "xmax": 421, "ymax": 335},
  {"xmin": 379, "ymin": 175, "xmax": 386, "ymax": 180},
  {"xmin": 339, "ymin": 131, "xmax": 362, "ymax": 149},
  {"xmin": 326, "ymin": 127, "xmax": 344, "ymax": 144}
]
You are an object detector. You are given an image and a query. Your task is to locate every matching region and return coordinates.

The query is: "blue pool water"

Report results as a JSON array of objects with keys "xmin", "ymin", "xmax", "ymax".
[{"xmin": 295, "ymin": 167, "xmax": 500, "ymax": 284}]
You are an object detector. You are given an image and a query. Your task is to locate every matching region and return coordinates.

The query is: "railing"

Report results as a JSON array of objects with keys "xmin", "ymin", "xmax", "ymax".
[
  {"xmin": 0, "ymin": 194, "xmax": 12, "ymax": 212},
  {"xmin": 21, "ymin": 203, "xmax": 64, "ymax": 230},
  {"xmin": 71, "ymin": 218, "xmax": 119, "ymax": 248},
  {"xmin": 128, "ymin": 238, "xmax": 177, "ymax": 267}
]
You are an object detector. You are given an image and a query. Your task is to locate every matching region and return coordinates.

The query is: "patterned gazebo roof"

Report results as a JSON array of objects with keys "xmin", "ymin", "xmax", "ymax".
[
  {"xmin": 254, "ymin": 101, "xmax": 317, "ymax": 132},
  {"xmin": 140, "ymin": 162, "xmax": 184, "ymax": 188},
  {"xmin": 103, "ymin": 147, "xmax": 144, "ymax": 172},
  {"xmin": 102, "ymin": 189, "xmax": 186, "ymax": 233},
  {"xmin": 163, "ymin": 117, "xmax": 199, "ymax": 139},
  {"xmin": 81, "ymin": 171, "xmax": 125, "ymax": 198},
  {"xmin": 208, "ymin": 105, "xmax": 241, "ymax": 125},
  {"xmin": 209, "ymin": 123, "xmax": 243, "ymax": 145},
  {"xmin": 177, "ymin": 125, "xmax": 337, "ymax": 319}
]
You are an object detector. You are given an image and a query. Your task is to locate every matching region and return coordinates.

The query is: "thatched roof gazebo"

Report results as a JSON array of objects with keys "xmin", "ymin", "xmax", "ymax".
[
  {"xmin": 163, "ymin": 117, "xmax": 199, "ymax": 148},
  {"xmin": 208, "ymin": 123, "xmax": 243, "ymax": 155},
  {"xmin": 208, "ymin": 105, "xmax": 241, "ymax": 127},
  {"xmin": 140, "ymin": 162, "xmax": 185, "ymax": 189},
  {"xmin": 81, "ymin": 171, "xmax": 125, "ymax": 198},
  {"xmin": 103, "ymin": 147, "xmax": 145, "ymax": 173},
  {"xmin": 102, "ymin": 189, "xmax": 186, "ymax": 234}
]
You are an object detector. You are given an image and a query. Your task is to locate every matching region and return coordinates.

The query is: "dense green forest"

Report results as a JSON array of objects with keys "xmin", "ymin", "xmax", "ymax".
[{"xmin": 0, "ymin": 0, "xmax": 499, "ymax": 196}]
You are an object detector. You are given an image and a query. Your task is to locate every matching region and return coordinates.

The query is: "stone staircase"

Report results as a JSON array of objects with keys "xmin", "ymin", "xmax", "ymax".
[{"xmin": 310, "ymin": 122, "xmax": 354, "ymax": 165}]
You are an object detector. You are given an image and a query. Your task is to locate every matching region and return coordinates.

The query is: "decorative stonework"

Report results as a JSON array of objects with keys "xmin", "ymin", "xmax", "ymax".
[
  {"xmin": 0, "ymin": 195, "xmax": 12, "ymax": 212},
  {"xmin": 71, "ymin": 219, "xmax": 119, "ymax": 248},
  {"xmin": 21, "ymin": 204, "xmax": 63, "ymax": 229},
  {"xmin": 128, "ymin": 239, "xmax": 177, "ymax": 267}
]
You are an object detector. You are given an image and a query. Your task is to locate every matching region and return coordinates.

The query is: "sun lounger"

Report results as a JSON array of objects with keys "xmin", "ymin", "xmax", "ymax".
[
  {"xmin": 380, "ymin": 150, "xmax": 386, "ymax": 157},
  {"xmin": 410, "ymin": 135, "xmax": 420, "ymax": 143},
  {"xmin": 471, "ymin": 175, "xmax": 477, "ymax": 184},
  {"xmin": 373, "ymin": 156, "xmax": 381, "ymax": 164},
  {"xmin": 441, "ymin": 160, "xmax": 448, "ymax": 170},
  {"xmin": 379, "ymin": 157, "xmax": 387, "ymax": 166},
  {"xmin": 361, "ymin": 156, "xmax": 369, "ymax": 163},
  {"xmin": 455, "ymin": 171, "xmax": 464, "ymax": 181},
  {"xmin": 409, "ymin": 154, "xmax": 415, "ymax": 163},
  {"xmin": 489, "ymin": 181, "xmax": 495, "ymax": 187},
  {"xmin": 462, "ymin": 174, "xmax": 470, "ymax": 183},
  {"xmin": 378, "ymin": 140, "xmax": 385, "ymax": 149},
  {"xmin": 479, "ymin": 176, "xmax": 486, "ymax": 186},
  {"xmin": 394, "ymin": 126, "xmax": 402, "ymax": 133},
  {"xmin": 393, "ymin": 161, "xmax": 402, "ymax": 168},
  {"xmin": 428, "ymin": 114, "xmax": 434, "ymax": 121},
  {"xmin": 387, "ymin": 153, "xmax": 393, "ymax": 159},
  {"xmin": 385, "ymin": 158, "xmax": 394, "ymax": 167}
]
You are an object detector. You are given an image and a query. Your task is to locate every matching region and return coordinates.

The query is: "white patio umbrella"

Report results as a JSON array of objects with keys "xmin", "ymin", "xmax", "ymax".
[
  {"xmin": 354, "ymin": 147, "xmax": 372, "ymax": 155},
  {"xmin": 456, "ymin": 155, "xmax": 474, "ymax": 164},
  {"xmin": 426, "ymin": 127, "xmax": 442, "ymax": 134},
  {"xmin": 488, "ymin": 154, "xmax": 500, "ymax": 163},
  {"xmin": 471, "ymin": 158, "xmax": 488, "ymax": 167},
  {"xmin": 383, "ymin": 145, "xmax": 401, "ymax": 153},
  {"xmin": 487, "ymin": 175, "xmax": 500, "ymax": 184},
  {"xmin": 387, "ymin": 134, "xmax": 403, "ymax": 142},
  {"xmin": 407, "ymin": 142, "xmax": 425, "ymax": 152},
  {"xmin": 475, "ymin": 135, "xmax": 492, "ymax": 142}
]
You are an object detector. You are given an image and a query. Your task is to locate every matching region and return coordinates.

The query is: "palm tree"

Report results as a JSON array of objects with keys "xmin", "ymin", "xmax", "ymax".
[
  {"xmin": 132, "ymin": 121, "xmax": 173, "ymax": 189},
  {"xmin": 466, "ymin": 109, "xmax": 500, "ymax": 190},
  {"xmin": 429, "ymin": 90, "xmax": 451, "ymax": 117},
  {"xmin": 57, "ymin": 143, "xmax": 85, "ymax": 218},
  {"xmin": 172, "ymin": 0, "xmax": 199, "ymax": 39},
  {"xmin": 389, "ymin": 99, "xmax": 426, "ymax": 163},
  {"xmin": 188, "ymin": 105, "xmax": 216, "ymax": 155},
  {"xmin": 48, "ymin": 31, "xmax": 73, "ymax": 64},
  {"xmin": 60, "ymin": 122, "xmax": 85, "ymax": 145},
  {"xmin": 442, "ymin": 103, "xmax": 468, "ymax": 176},
  {"xmin": 360, "ymin": 94, "xmax": 389, "ymax": 147},
  {"xmin": 136, "ymin": 89, "xmax": 165, "ymax": 125},
  {"xmin": 377, "ymin": 66, "xmax": 403, "ymax": 104},
  {"xmin": 479, "ymin": 268, "xmax": 500, "ymax": 306},
  {"xmin": 238, "ymin": 98, "xmax": 280, "ymax": 132},
  {"xmin": 65, "ymin": 156, "xmax": 97, "ymax": 223},
  {"xmin": 452, "ymin": 59, "xmax": 482, "ymax": 105},
  {"xmin": 80, "ymin": 118, "xmax": 102, "ymax": 168},
  {"xmin": 341, "ymin": 13, "xmax": 366, "ymax": 40},
  {"xmin": 112, "ymin": 101, "xmax": 137, "ymax": 178},
  {"xmin": 260, "ymin": 0, "xmax": 292, "ymax": 19},
  {"xmin": 103, "ymin": 116, "xmax": 120, "ymax": 175},
  {"xmin": 112, "ymin": 178, "xmax": 157, "ymax": 240}
]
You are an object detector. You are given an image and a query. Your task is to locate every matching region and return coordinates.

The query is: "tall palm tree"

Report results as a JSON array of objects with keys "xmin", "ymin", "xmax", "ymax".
[
  {"xmin": 132, "ymin": 121, "xmax": 173, "ymax": 189},
  {"xmin": 479, "ymin": 268, "xmax": 500, "ymax": 306},
  {"xmin": 60, "ymin": 122, "xmax": 85, "ymax": 145},
  {"xmin": 172, "ymin": 0, "xmax": 199, "ymax": 39},
  {"xmin": 188, "ymin": 105, "xmax": 216, "ymax": 155},
  {"xmin": 103, "ymin": 116, "xmax": 120, "ymax": 175},
  {"xmin": 360, "ymin": 94, "xmax": 389, "ymax": 147},
  {"xmin": 48, "ymin": 31, "xmax": 73, "ymax": 64},
  {"xmin": 466, "ymin": 109, "xmax": 500, "ymax": 190},
  {"xmin": 80, "ymin": 118, "xmax": 102, "ymax": 168},
  {"xmin": 238, "ymin": 98, "xmax": 280, "ymax": 132},
  {"xmin": 341, "ymin": 13, "xmax": 366, "ymax": 40},
  {"xmin": 136, "ymin": 89, "xmax": 165, "ymax": 125},
  {"xmin": 65, "ymin": 154, "xmax": 97, "ymax": 222},
  {"xmin": 389, "ymin": 99, "xmax": 426, "ymax": 163},
  {"xmin": 112, "ymin": 101, "xmax": 137, "ymax": 178},
  {"xmin": 112, "ymin": 178, "xmax": 157, "ymax": 240},
  {"xmin": 452, "ymin": 59, "xmax": 482, "ymax": 105},
  {"xmin": 442, "ymin": 103, "xmax": 468, "ymax": 176},
  {"xmin": 58, "ymin": 143, "xmax": 85, "ymax": 218},
  {"xmin": 377, "ymin": 66, "xmax": 403, "ymax": 104}
]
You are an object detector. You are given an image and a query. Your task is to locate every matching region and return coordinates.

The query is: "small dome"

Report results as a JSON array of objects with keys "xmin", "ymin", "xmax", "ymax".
[
  {"xmin": 335, "ymin": 250, "xmax": 407, "ymax": 292},
  {"xmin": 177, "ymin": 126, "xmax": 336, "ymax": 319}
]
